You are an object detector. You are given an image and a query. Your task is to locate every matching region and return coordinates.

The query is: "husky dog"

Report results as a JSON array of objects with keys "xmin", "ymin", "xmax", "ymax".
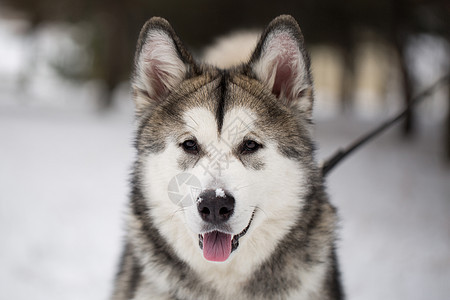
[{"xmin": 112, "ymin": 15, "xmax": 343, "ymax": 300}]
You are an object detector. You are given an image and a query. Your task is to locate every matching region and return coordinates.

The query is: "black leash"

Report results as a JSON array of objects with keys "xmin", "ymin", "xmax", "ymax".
[{"xmin": 321, "ymin": 74, "xmax": 449, "ymax": 177}]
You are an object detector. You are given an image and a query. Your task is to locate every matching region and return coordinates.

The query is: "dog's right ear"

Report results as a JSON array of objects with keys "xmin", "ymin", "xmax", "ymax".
[{"xmin": 132, "ymin": 17, "xmax": 196, "ymax": 115}]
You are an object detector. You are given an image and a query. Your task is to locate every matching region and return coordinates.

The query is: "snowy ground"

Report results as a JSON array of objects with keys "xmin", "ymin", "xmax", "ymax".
[{"xmin": 1, "ymin": 101, "xmax": 449, "ymax": 300}]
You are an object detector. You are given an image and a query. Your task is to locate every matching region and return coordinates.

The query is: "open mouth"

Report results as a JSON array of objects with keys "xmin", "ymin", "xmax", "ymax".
[{"xmin": 198, "ymin": 211, "xmax": 255, "ymax": 262}]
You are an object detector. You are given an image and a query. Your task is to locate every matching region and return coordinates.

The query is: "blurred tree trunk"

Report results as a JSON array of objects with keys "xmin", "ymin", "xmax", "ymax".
[
  {"xmin": 96, "ymin": 1, "xmax": 131, "ymax": 109},
  {"xmin": 446, "ymin": 75, "xmax": 450, "ymax": 161},
  {"xmin": 395, "ymin": 41, "xmax": 414, "ymax": 136},
  {"xmin": 340, "ymin": 46, "xmax": 355, "ymax": 112},
  {"xmin": 392, "ymin": 0, "xmax": 415, "ymax": 137}
]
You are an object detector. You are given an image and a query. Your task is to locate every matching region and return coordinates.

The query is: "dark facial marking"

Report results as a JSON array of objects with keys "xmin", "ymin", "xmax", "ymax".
[{"xmin": 216, "ymin": 71, "xmax": 229, "ymax": 133}]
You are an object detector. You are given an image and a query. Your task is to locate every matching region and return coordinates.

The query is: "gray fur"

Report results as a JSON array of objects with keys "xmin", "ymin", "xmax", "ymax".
[{"xmin": 112, "ymin": 15, "xmax": 343, "ymax": 300}]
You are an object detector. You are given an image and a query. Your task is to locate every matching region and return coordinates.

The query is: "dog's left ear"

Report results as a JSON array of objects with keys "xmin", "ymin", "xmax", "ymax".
[{"xmin": 248, "ymin": 15, "xmax": 313, "ymax": 117}]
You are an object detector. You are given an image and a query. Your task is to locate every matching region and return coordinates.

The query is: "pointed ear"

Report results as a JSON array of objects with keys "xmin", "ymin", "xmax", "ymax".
[
  {"xmin": 248, "ymin": 15, "xmax": 314, "ymax": 117},
  {"xmin": 132, "ymin": 17, "xmax": 197, "ymax": 115}
]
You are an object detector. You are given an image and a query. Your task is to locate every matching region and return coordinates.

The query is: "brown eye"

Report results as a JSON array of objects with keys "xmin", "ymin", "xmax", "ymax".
[
  {"xmin": 182, "ymin": 140, "xmax": 199, "ymax": 154},
  {"xmin": 242, "ymin": 140, "xmax": 260, "ymax": 154}
]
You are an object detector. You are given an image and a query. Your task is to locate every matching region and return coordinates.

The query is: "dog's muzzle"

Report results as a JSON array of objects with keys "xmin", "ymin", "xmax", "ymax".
[{"xmin": 196, "ymin": 189, "xmax": 254, "ymax": 262}]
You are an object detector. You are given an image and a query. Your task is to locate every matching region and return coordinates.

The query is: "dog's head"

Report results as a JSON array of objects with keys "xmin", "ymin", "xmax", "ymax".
[{"xmin": 132, "ymin": 15, "xmax": 316, "ymax": 264}]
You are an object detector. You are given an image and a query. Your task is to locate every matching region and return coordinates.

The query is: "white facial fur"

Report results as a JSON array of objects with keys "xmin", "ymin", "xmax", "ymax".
[{"xmin": 141, "ymin": 106, "xmax": 307, "ymax": 292}]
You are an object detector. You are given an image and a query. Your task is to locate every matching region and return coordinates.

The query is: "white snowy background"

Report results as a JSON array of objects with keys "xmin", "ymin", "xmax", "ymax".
[{"xmin": 0, "ymin": 18, "xmax": 449, "ymax": 300}]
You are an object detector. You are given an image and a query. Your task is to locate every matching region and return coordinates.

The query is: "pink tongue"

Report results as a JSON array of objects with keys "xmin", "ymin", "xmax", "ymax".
[{"xmin": 203, "ymin": 231, "xmax": 232, "ymax": 262}]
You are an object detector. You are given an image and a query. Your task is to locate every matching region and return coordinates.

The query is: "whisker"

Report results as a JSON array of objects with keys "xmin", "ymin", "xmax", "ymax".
[
  {"xmin": 188, "ymin": 115, "xmax": 199, "ymax": 126},
  {"xmin": 184, "ymin": 123, "xmax": 196, "ymax": 131},
  {"xmin": 251, "ymin": 205, "xmax": 268, "ymax": 218},
  {"xmin": 233, "ymin": 182, "xmax": 257, "ymax": 191},
  {"xmin": 170, "ymin": 207, "xmax": 186, "ymax": 222}
]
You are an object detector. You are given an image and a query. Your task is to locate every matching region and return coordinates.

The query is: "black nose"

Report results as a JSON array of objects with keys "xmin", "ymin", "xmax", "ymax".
[{"xmin": 197, "ymin": 189, "xmax": 235, "ymax": 224}]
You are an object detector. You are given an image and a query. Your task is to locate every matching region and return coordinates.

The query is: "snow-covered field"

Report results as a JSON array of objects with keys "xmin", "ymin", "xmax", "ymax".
[{"xmin": 1, "ymin": 103, "xmax": 449, "ymax": 300}]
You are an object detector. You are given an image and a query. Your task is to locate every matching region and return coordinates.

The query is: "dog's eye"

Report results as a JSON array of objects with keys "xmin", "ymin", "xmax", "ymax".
[
  {"xmin": 182, "ymin": 140, "xmax": 199, "ymax": 154},
  {"xmin": 241, "ymin": 140, "xmax": 260, "ymax": 154}
]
